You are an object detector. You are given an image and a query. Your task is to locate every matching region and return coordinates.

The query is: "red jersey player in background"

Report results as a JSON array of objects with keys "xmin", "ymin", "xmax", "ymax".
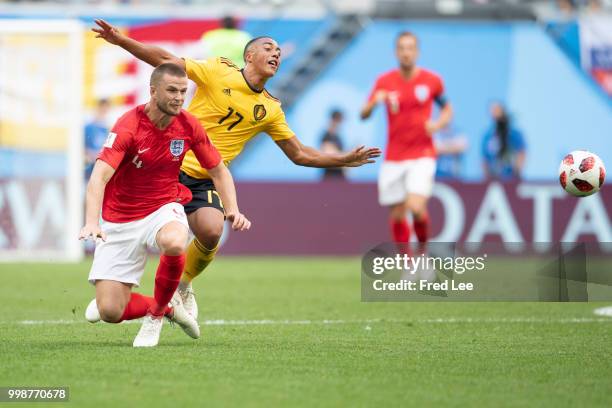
[
  {"xmin": 79, "ymin": 63, "xmax": 250, "ymax": 348},
  {"xmin": 361, "ymin": 31, "xmax": 453, "ymax": 253}
]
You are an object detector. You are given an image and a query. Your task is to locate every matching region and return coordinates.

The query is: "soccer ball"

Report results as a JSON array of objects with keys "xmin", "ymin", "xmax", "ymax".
[{"xmin": 558, "ymin": 150, "xmax": 606, "ymax": 197}]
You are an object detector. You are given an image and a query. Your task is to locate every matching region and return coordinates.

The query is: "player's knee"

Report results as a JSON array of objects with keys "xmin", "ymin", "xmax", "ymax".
[
  {"xmin": 412, "ymin": 208, "xmax": 428, "ymax": 221},
  {"xmin": 404, "ymin": 196, "xmax": 424, "ymax": 215},
  {"xmin": 158, "ymin": 227, "xmax": 188, "ymax": 255},
  {"xmin": 195, "ymin": 224, "xmax": 223, "ymax": 249},
  {"xmin": 408, "ymin": 202, "xmax": 427, "ymax": 219},
  {"xmin": 389, "ymin": 204, "xmax": 406, "ymax": 221},
  {"xmin": 97, "ymin": 301, "xmax": 124, "ymax": 323},
  {"xmin": 160, "ymin": 238, "xmax": 187, "ymax": 256}
]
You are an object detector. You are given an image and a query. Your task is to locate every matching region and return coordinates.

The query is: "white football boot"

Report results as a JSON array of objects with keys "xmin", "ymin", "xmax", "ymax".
[
  {"xmin": 177, "ymin": 282, "xmax": 198, "ymax": 319},
  {"xmin": 133, "ymin": 314, "xmax": 164, "ymax": 348},
  {"xmin": 167, "ymin": 292, "xmax": 200, "ymax": 339},
  {"xmin": 85, "ymin": 298, "xmax": 101, "ymax": 323}
]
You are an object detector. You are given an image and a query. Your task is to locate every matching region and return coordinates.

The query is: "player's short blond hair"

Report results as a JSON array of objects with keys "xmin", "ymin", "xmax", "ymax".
[{"xmin": 150, "ymin": 63, "xmax": 187, "ymax": 86}]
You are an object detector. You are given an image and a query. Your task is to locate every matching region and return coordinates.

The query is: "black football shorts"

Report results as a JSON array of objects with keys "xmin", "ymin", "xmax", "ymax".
[{"xmin": 179, "ymin": 171, "xmax": 224, "ymax": 215}]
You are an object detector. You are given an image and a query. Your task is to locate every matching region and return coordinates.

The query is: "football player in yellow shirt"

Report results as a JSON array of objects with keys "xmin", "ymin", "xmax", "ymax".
[{"xmin": 93, "ymin": 19, "xmax": 381, "ymax": 318}]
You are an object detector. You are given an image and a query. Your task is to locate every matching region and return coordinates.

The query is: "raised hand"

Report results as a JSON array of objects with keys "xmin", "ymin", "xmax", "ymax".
[{"xmin": 92, "ymin": 19, "xmax": 124, "ymax": 45}]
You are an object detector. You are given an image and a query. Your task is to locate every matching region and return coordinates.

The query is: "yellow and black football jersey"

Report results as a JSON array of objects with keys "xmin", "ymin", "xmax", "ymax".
[{"xmin": 181, "ymin": 57, "xmax": 295, "ymax": 179}]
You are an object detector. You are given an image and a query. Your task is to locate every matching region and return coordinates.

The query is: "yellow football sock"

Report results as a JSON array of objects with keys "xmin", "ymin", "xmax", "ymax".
[{"xmin": 182, "ymin": 238, "xmax": 219, "ymax": 283}]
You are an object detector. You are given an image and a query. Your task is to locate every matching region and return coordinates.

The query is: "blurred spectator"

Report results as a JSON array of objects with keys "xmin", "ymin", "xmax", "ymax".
[
  {"xmin": 84, "ymin": 99, "xmax": 110, "ymax": 180},
  {"xmin": 320, "ymin": 109, "xmax": 346, "ymax": 181},
  {"xmin": 434, "ymin": 124, "xmax": 468, "ymax": 179},
  {"xmin": 556, "ymin": 0, "xmax": 578, "ymax": 17},
  {"xmin": 201, "ymin": 16, "xmax": 251, "ymax": 68},
  {"xmin": 481, "ymin": 102, "xmax": 526, "ymax": 181},
  {"xmin": 586, "ymin": 0, "xmax": 604, "ymax": 13}
]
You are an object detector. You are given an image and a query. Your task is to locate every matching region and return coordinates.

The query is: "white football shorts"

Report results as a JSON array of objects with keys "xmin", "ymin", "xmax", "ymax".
[
  {"xmin": 88, "ymin": 202, "xmax": 189, "ymax": 287},
  {"xmin": 378, "ymin": 158, "xmax": 437, "ymax": 206}
]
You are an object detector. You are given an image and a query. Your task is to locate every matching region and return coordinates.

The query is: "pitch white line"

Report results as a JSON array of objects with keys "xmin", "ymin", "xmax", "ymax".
[
  {"xmin": 9, "ymin": 317, "xmax": 612, "ymax": 326},
  {"xmin": 14, "ymin": 319, "xmax": 381, "ymax": 326}
]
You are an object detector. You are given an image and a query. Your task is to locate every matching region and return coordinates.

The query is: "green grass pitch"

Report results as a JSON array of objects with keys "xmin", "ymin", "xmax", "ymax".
[{"xmin": 0, "ymin": 257, "xmax": 611, "ymax": 407}]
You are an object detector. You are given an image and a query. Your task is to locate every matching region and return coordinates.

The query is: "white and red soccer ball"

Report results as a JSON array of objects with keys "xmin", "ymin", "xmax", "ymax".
[{"xmin": 559, "ymin": 150, "xmax": 606, "ymax": 197}]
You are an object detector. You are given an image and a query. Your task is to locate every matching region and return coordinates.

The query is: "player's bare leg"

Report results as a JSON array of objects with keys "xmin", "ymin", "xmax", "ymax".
[
  {"xmin": 87, "ymin": 281, "xmax": 174, "ymax": 324},
  {"xmin": 94, "ymin": 280, "xmax": 132, "ymax": 323},
  {"xmin": 405, "ymin": 193, "xmax": 430, "ymax": 253},
  {"xmin": 153, "ymin": 221, "xmax": 190, "ymax": 319},
  {"xmin": 389, "ymin": 201, "xmax": 410, "ymax": 249},
  {"xmin": 185, "ymin": 207, "xmax": 224, "ymax": 278},
  {"xmin": 405, "ymin": 193, "xmax": 435, "ymax": 280},
  {"xmin": 180, "ymin": 207, "xmax": 225, "ymax": 318},
  {"xmin": 155, "ymin": 221, "xmax": 200, "ymax": 337},
  {"xmin": 133, "ymin": 221, "xmax": 198, "ymax": 347},
  {"xmin": 389, "ymin": 201, "xmax": 416, "ymax": 281},
  {"xmin": 86, "ymin": 222, "xmax": 198, "ymax": 345}
]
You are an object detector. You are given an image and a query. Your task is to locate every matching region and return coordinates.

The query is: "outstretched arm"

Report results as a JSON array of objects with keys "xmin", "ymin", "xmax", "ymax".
[
  {"xmin": 276, "ymin": 136, "xmax": 381, "ymax": 168},
  {"xmin": 92, "ymin": 19, "xmax": 185, "ymax": 69},
  {"xmin": 79, "ymin": 160, "xmax": 115, "ymax": 241}
]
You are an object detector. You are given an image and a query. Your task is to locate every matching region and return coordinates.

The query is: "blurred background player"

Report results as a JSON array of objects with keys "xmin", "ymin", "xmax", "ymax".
[
  {"xmin": 80, "ymin": 63, "xmax": 251, "ymax": 347},
  {"xmin": 481, "ymin": 102, "xmax": 526, "ymax": 181},
  {"xmin": 84, "ymin": 98, "xmax": 111, "ymax": 180},
  {"xmin": 360, "ymin": 31, "xmax": 452, "ymax": 252},
  {"xmin": 92, "ymin": 19, "xmax": 381, "ymax": 318},
  {"xmin": 201, "ymin": 15, "xmax": 251, "ymax": 68},
  {"xmin": 319, "ymin": 108, "xmax": 347, "ymax": 181}
]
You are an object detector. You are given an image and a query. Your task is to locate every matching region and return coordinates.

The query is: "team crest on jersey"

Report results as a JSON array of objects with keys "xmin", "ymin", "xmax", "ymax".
[
  {"xmin": 414, "ymin": 85, "xmax": 430, "ymax": 103},
  {"xmin": 170, "ymin": 139, "xmax": 185, "ymax": 158},
  {"xmin": 253, "ymin": 104, "xmax": 267, "ymax": 121}
]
